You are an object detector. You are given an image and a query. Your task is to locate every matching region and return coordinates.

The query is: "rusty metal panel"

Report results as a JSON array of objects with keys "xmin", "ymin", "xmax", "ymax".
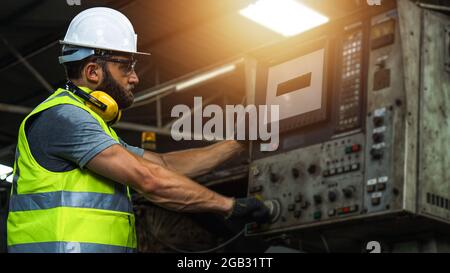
[
  {"xmin": 365, "ymin": 7, "xmax": 407, "ymax": 214},
  {"xmin": 397, "ymin": 0, "xmax": 422, "ymax": 214},
  {"xmin": 419, "ymin": 9, "xmax": 450, "ymax": 221}
]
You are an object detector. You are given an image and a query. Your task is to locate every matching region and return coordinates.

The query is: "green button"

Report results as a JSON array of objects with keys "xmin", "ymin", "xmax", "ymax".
[{"xmin": 313, "ymin": 211, "xmax": 322, "ymax": 220}]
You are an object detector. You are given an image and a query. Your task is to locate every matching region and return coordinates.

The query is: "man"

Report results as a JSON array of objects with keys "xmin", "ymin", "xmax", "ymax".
[{"xmin": 7, "ymin": 7, "xmax": 269, "ymax": 253}]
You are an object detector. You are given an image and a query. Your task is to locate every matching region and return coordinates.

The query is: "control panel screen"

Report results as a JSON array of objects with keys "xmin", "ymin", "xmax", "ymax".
[
  {"xmin": 256, "ymin": 39, "xmax": 329, "ymax": 133},
  {"xmin": 265, "ymin": 49, "xmax": 324, "ymax": 125}
]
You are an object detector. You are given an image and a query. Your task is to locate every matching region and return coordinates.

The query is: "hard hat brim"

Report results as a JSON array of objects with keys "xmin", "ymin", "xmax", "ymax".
[{"xmin": 59, "ymin": 40, "xmax": 151, "ymax": 56}]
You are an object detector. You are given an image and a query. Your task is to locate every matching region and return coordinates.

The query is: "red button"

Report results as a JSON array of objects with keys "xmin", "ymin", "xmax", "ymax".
[{"xmin": 351, "ymin": 144, "xmax": 361, "ymax": 152}]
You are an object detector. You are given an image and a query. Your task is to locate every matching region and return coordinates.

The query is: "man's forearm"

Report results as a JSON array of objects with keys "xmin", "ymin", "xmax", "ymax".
[
  {"xmin": 87, "ymin": 144, "xmax": 234, "ymax": 216},
  {"xmin": 139, "ymin": 159, "xmax": 234, "ymax": 215},
  {"xmin": 159, "ymin": 140, "xmax": 244, "ymax": 178}
]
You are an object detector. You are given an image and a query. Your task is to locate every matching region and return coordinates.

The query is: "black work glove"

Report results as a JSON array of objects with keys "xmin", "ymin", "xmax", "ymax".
[{"xmin": 226, "ymin": 197, "xmax": 270, "ymax": 225}]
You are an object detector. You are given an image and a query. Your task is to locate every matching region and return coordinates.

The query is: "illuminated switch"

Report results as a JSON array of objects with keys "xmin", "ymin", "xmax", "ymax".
[
  {"xmin": 346, "ymin": 144, "xmax": 362, "ymax": 154},
  {"xmin": 345, "ymin": 144, "xmax": 362, "ymax": 154},
  {"xmin": 351, "ymin": 163, "xmax": 360, "ymax": 171},
  {"xmin": 313, "ymin": 211, "xmax": 322, "ymax": 220},
  {"xmin": 328, "ymin": 209, "xmax": 336, "ymax": 217},
  {"xmin": 367, "ymin": 178, "xmax": 377, "ymax": 193},
  {"xmin": 349, "ymin": 205, "xmax": 359, "ymax": 213},
  {"xmin": 376, "ymin": 177, "xmax": 388, "ymax": 191},
  {"xmin": 338, "ymin": 207, "xmax": 348, "ymax": 215},
  {"xmin": 371, "ymin": 192, "xmax": 382, "ymax": 206},
  {"xmin": 344, "ymin": 165, "xmax": 351, "ymax": 173},
  {"xmin": 337, "ymin": 205, "xmax": 359, "ymax": 215},
  {"xmin": 352, "ymin": 144, "xmax": 361, "ymax": 153},
  {"xmin": 378, "ymin": 176, "xmax": 388, "ymax": 183}
]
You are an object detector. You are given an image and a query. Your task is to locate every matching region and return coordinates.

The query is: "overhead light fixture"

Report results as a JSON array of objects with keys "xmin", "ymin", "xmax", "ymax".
[
  {"xmin": 175, "ymin": 64, "xmax": 237, "ymax": 91},
  {"xmin": 239, "ymin": 0, "xmax": 329, "ymax": 37}
]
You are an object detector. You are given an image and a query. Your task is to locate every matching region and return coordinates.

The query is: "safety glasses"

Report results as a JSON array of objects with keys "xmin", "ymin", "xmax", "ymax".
[{"xmin": 96, "ymin": 56, "xmax": 137, "ymax": 76}]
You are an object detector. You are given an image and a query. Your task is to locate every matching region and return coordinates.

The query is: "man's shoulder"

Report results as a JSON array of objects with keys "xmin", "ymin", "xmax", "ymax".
[{"xmin": 39, "ymin": 103, "xmax": 97, "ymax": 125}]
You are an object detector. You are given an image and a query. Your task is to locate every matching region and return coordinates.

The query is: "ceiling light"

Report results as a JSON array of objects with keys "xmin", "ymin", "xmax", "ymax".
[{"xmin": 239, "ymin": 0, "xmax": 329, "ymax": 37}]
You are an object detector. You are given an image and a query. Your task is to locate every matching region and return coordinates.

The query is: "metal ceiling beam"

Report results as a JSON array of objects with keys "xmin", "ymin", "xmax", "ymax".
[
  {"xmin": 0, "ymin": 35, "xmax": 53, "ymax": 92},
  {"xmin": 131, "ymin": 57, "xmax": 244, "ymax": 107},
  {"xmin": 0, "ymin": 0, "xmax": 59, "ymax": 72},
  {"xmin": 0, "ymin": 0, "xmax": 138, "ymax": 73},
  {"xmin": 0, "ymin": 40, "xmax": 59, "ymax": 73},
  {"xmin": 0, "ymin": 103, "xmax": 32, "ymax": 115}
]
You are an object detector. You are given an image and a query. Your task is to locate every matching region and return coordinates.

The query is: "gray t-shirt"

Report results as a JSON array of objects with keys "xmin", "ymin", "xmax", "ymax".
[{"xmin": 26, "ymin": 104, "xmax": 144, "ymax": 172}]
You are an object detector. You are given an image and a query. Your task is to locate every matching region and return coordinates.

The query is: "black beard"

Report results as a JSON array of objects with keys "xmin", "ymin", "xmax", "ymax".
[{"xmin": 96, "ymin": 66, "xmax": 134, "ymax": 109}]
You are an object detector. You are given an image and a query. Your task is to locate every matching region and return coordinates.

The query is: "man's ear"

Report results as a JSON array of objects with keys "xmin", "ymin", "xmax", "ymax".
[{"xmin": 84, "ymin": 62, "xmax": 103, "ymax": 84}]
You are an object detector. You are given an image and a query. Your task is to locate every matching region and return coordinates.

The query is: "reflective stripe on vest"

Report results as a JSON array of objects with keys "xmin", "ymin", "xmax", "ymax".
[
  {"xmin": 7, "ymin": 89, "xmax": 137, "ymax": 252},
  {"xmin": 8, "ymin": 242, "xmax": 136, "ymax": 253},
  {"xmin": 9, "ymin": 190, "xmax": 132, "ymax": 213}
]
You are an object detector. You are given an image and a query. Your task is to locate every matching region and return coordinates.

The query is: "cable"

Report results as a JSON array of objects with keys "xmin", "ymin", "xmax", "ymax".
[
  {"xmin": 320, "ymin": 233, "xmax": 330, "ymax": 253},
  {"xmin": 149, "ymin": 227, "xmax": 246, "ymax": 253}
]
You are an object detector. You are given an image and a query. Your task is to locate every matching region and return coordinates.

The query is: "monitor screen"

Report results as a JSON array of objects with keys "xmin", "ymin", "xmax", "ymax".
[{"xmin": 257, "ymin": 40, "xmax": 329, "ymax": 133}]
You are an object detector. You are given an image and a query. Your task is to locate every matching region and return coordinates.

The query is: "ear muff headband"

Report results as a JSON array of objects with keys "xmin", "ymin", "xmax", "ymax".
[{"xmin": 65, "ymin": 81, "xmax": 121, "ymax": 124}]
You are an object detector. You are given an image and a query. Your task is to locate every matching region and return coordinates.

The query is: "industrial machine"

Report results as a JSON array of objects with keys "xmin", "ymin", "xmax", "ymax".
[{"xmin": 243, "ymin": 0, "xmax": 450, "ymax": 251}]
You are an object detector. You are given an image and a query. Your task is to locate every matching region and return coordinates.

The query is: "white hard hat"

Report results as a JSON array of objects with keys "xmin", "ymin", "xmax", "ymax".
[{"xmin": 59, "ymin": 7, "xmax": 149, "ymax": 63}]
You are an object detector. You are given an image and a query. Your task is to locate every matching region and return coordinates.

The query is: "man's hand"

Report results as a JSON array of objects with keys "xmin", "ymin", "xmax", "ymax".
[{"xmin": 226, "ymin": 197, "xmax": 270, "ymax": 224}]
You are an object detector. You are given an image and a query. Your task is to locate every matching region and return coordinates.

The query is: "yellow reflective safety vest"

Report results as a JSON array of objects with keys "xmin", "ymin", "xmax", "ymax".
[{"xmin": 7, "ymin": 88, "xmax": 137, "ymax": 253}]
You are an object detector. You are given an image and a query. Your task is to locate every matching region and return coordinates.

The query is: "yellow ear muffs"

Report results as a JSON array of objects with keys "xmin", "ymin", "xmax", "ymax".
[{"xmin": 85, "ymin": 91, "xmax": 121, "ymax": 124}]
